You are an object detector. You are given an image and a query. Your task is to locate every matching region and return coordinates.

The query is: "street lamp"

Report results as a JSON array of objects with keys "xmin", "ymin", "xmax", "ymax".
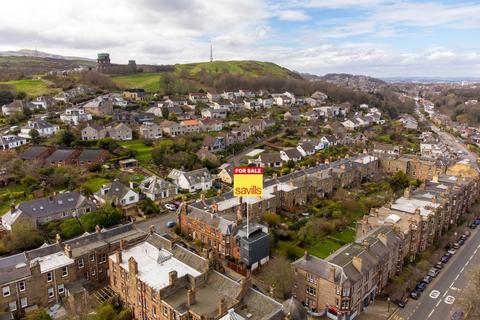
[{"xmin": 387, "ymin": 297, "xmax": 391, "ymax": 313}]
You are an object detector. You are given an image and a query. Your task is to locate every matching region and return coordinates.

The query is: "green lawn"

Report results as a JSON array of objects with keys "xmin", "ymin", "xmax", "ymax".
[
  {"xmin": 111, "ymin": 73, "xmax": 162, "ymax": 92},
  {"xmin": 0, "ymin": 79, "xmax": 60, "ymax": 97},
  {"xmin": 82, "ymin": 177, "xmax": 110, "ymax": 193},
  {"xmin": 331, "ymin": 227, "xmax": 356, "ymax": 244},
  {"xmin": 0, "ymin": 184, "xmax": 29, "ymax": 216},
  {"xmin": 308, "ymin": 239, "xmax": 343, "ymax": 259},
  {"xmin": 119, "ymin": 140, "xmax": 153, "ymax": 163}
]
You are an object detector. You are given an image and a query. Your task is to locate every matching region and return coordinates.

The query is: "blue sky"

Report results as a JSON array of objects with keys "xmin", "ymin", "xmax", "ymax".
[{"xmin": 1, "ymin": 0, "xmax": 480, "ymax": 77}]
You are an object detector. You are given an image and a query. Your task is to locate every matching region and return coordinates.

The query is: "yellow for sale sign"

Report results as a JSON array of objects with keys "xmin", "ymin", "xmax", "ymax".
[{"xmin": 233, "ymin": 167, "xmax": 263, "ymax": 197}]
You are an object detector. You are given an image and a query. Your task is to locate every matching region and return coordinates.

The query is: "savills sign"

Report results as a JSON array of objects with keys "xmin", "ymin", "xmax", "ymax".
[{"xmin": 233, "ymin": 167, "xmax": 263, "ymax": 197}]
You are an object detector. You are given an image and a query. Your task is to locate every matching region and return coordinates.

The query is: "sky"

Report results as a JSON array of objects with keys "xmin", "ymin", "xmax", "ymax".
[{"xmin": 1, "ymin": 0, "xmax": 480, "ymax": 78}]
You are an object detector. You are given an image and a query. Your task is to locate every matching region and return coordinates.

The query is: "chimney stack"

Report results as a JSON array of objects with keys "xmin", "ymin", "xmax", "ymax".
[
  {"xmin": 120, "ymin": 239, "xmax": 127, "ymax": 251},
  {"xmin": 404, "ymin": 187, "xmax": 411, "ymax": 199},
  {"xmin": 55, "ymin": 233, "xmax": 62, "ymax": 245},
  {"xmin": 128, "ymin": 256, "xmax": 138, "ymax": 275},
  {"xmin": 115, "ymin": 250, "xmax": 122, "ymax": 263},
  {"xmin": 303, "ymin": 250, "xmax": 310, "ymax": 261},
  {"xmin": 187, "ymin": 289, "xmax": 196, "ymax": 306},
  {"xmin": 432, "ymin": 175, "xmax": 439, "ymax": 183},
  {"xmin": 149, "ymin": 225, "xmax": 156, "ymax": 235},
  {"xmin": 169, "ymin": 270, "xmax": 178, "ymax": 285},
  {"xmin": 218, "ymin": 298, "xmax": 227, "ymax": 316},
  {"xmin": 95, "ymin": 225, "xmax": 101, "ymax": 233},
  {"xmin": 64, "ymin": 244, "xmax": 72, "ymax": 258},
  {"xmin": 362, "ymin": 240, "xmax": 370, "ymax": 249},
  {"xmin": 236, "ymin": 206, "xmax": 243, "ymax": 224},
  {"xmin": 352, "ymin": 256, "xmax": 363, "ymax": 272}
]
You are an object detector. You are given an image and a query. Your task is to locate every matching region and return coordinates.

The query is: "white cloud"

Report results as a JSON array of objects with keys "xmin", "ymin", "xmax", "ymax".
[{"xmin": 277, "ymin": 10, "xmax": 310, "ymax": 21}]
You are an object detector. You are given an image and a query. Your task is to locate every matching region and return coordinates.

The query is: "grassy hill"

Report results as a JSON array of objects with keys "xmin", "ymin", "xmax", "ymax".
[
  {"xmin": 0, "ymin": 79, "xmax": 61, "ymax": 97},
  {"xmin": 111, "ymin": 60, "xmax": 301, "ymax": 93}
]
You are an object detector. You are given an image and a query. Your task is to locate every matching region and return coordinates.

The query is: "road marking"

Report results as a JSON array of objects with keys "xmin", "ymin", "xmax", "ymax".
[
  {"xmin": 429, "ymin": 290, "xmax": 440, "ymax": 299},
  {"xmin": 454, "ymin": 274, "xmax": 460, "ymax": 281},
  {"xmin": 451, "ymin": 286, "xmax": 461, "ymax": 292},
  {"xmin": 427, "ymin": 309, "xmax": 434, "ymax": 318},
  {"xmin": 445, "ymin": 296, "xmax": 455, "ymax": 304}
]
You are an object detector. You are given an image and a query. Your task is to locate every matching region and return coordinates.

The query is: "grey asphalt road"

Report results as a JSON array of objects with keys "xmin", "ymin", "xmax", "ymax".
[
  {"xmin": 392, "ymin": 226, "xmax": 480, "ymax": 320},
  {"xmin": 135, "ymin": 211, "xmax": 177, "ymax": 234}
]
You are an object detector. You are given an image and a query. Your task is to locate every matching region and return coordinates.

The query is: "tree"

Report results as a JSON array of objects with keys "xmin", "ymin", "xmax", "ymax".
[
  {"xmin": 263, "ymin": 212, "xmax": 280, "ymax": 227},
  {"xmin": 457, "ymin": 266, "xmax": 480, "ymax": 319},
  {"xmin": 0, "ymin": 90, "xmax": 14, "ymax": 105},
  {"xmin": 58, "ymin": 129, "xmax": 76, "ymax": 147},
  {"xmin": 59, "ymin": 218, "xmax": 83, "ymax": 238},
  {"xmin": 29, "ymin": 129, "xmax": 41, "ymax": 144},
  {"xmin": 0, "ymin": 222, "xmax": 44, "ymax": 254},
  {"xmin": 25, "ymin": 308, "xmax": 52, "ymax": 320},
  {"xmin": 389, "ymin": 171, "xmax": 410, "ymax": 192},
  {"xmin": 161, "ymin": 106, "xmax": 169, "ymax": 119},
  {"xmin": 138, "ymin": 198, "xmax": 160, "ymax": 216}
]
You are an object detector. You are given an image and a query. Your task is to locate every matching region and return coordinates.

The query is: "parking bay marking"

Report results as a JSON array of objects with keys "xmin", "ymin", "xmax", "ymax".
[
  {"xmin": 429, "ymin": 290, "xmax": 440, "ymax": 299},
  {"xmin": 445, "ymin": 296, "xmax": 455, "ymax": 304}
]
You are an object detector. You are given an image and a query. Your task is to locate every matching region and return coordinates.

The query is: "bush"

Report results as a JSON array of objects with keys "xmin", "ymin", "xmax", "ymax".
[
  {"xmin": 79, "ymin": 206, "xmax": 125, "ymax": 232},
  {"xmin": 59, "ymin": 218, "xmax": 83, "ymax": 238},
  {"xmin": 25, "ymin": 308, "xmax": 52, "ymax": 320},
  {"xmin": 138, "ymin": 198, "xmax": 160, "ymax": 216}
]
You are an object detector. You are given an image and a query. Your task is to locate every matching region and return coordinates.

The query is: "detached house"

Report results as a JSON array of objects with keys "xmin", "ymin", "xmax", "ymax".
[
  {"xmin": 297, "ymin": 142, "xmax": 316, "ymax": 157},
  {"xmin": 60, "ymin": 108, "xmax": 92, "ymax": 125},
  {"xmin": 0, "ymin": 135, "xmax": 27, "ymax": 150},
  {"xmin": 94, "ymin": 181, "xmax": 139, "ymax": 208},
  {"xmin": 81, "ymin": 124, "xmax": 107, "ymax": 141},
  {"xmin": 202, "ymin": 135, "xmax": 225, "ymax": 152},
  {"xmin": 138, "ymin": 176, "xmax": 178, "ymax": 201},
  {"xmin": 201, "ymin": 108, "xmax": 228, "ymax": 119},
  {"xmin": 168, "ymin": 168, "xmax": 213, "ymax": 192},
  {"xmin": 2, "ymin": 192, "xmax": 96, "ymax": 230},
  {"xmin": 160, "ymin": 120, "xmax": 183, "ymax": 137},
  {"xmin": 83, "ymin": 97, "xmax": 114, "ymax": 117},
  {"xmin": 249, "ymin": 153, "xmax": 283, "ymax": 168},
  {"xmin": 106, "ymin": 123, "xmax": 132, "ymax": 140},
  {"xmin": 19, "ymin": 120, "xmax": 59, "ymax": 139},
  {"xmin": 139, "ymin": 122, "xmax": 162, "ymax": 139},
  {"xmin": 280, "ymin": 149, "xmax": 303, "ymax": 162}
]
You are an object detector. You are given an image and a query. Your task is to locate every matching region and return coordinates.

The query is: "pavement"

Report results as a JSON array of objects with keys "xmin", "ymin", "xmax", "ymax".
[
  {"xmin": 391, "ymin": 226, "xmax": 480, "ymax": 320},
  {"xmin": 357, "ymin": 300, "xmax": 398, "ymax": 320}
]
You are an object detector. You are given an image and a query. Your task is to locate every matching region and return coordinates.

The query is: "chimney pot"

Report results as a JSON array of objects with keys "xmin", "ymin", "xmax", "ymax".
[
  {"xmin": 187, "ymin": 289, "xmax": 196, "ymax": 306},
  {"xmin": 115, "ymin": 250, "xmax": 122, "ymax": 263},
  {"xmin": 169, "ymin": 270, "xmax": 178, "ymax": 285}
]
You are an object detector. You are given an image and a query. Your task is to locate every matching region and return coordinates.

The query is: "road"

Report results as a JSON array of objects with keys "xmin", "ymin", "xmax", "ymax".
[
  {"xmin": 430, "ymin": 123, "xmax": 478, "ymax": 167},
  {"xmin": 391, "ymin": 226, "xmax": 480, "ymax": 320},
  {"xmin": 135, "ymin": 211, "xmax": 177, "ymax": 234}
]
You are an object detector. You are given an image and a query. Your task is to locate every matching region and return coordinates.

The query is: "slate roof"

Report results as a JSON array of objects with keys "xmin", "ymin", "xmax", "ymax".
[
  {"xmin": 76, "ymin": 149, "xmax": 106, "ymax": 162},
  {"xmin": 183, "ymin": 168, "xmax": 212, "ymax": 185},
  {"xmin": 260, "ymin": 153, "xmax": 282, "ymax": 164},
  {"xmin": 46, "ymin": 149, "xmax": 77, "ymax": 162},
  {"xmin": 0, "ymin": 253, "xmax": 31, "ymax": 285},
  {"xmin": 95, "ymin": 181, "xmax": 132, "ymax": 200},
  {"xmin": 15, "ymin": 192, "xmax": 92, "ymax": 219},
  {"xmin": 20, "ymin": 146, "xmax": 53, "ymax": 160}
]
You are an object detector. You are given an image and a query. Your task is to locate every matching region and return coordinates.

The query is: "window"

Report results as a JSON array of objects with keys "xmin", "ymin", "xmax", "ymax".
[
  {"xmin": 306, "ymin": 286, "xmax": 316, "ymax": 296},
  {"xmin": 90, "ymin": 254, "xmax": 95, "ymax": 262},
  {"xmin": 84, "ymin": 272, "xmax": 89, "ymax": 280},
  {"xmin": 306, "ymin": 273, "xmax": 317, "ymax": 284},
  {"xmin": 21, "ymin": 297, "xmax": 28, "ymax": 308},
  {"xmin": 162, "ymin": 305, "xmax": 168, "ymax": 316},
  {"xmin": 2, "ymin": 286, "xmax": 10, "ymax": 297},
  {"xmin": 341, "ymin": 300, "xmax": 349, "ymax": 309},
  {"xmin": 48, "ymin": 287, "xmax": 54, "ymax": 298},
  {"xmin": 18, "ymin": 281, "xmax": 25, "ymax": 292},
  {"xmin": 99, "ymin": 254, "xmax": 107, "ymax": 263},
  {"xmin": 47, "ymin": 272, "xmax": 53, "ymax": 282},
  {"xmin": 62, "ymin": 266, "xmax": 68, "ymax": 277},
  {"xmin": 129, "ymin": 196, "xmax": 135, "ymax": 202},
  {"xmin": 153, "ymin": 306, "xmax": 157, "ymax": 318},
  {"xmin": 58, "ymin": 284, "xmax": 65, "ymax": 294},
  {"xmin": 8, "ymin": 301, "xmax": 16, "ymax": 311},
  {"xmin": 91, "ymin": 269, "xmax": 96, "ymax": 276},
  {"xmin": 78, "ymin": 258, "xmax": 84, "ymax": 268},
  {"xmin": 342, "ymin": 287, "xmax": 350, "ymax": 296}
]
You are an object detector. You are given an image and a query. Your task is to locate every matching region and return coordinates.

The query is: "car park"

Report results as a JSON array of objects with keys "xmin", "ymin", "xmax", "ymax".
[
  {"xmin": 428, "ymin": 268, "xmax": 440, "ymax": 278},
  {"xmin": 164, "ymin": 203, "xmax": 177, "ymax": 211},
  {"xmin": 410, "ymin": 290, "xmax": 421, "ymax": 299},
  {"xmin": 422, "ymin": 276, "xmax": 433, "ymax": 284}
]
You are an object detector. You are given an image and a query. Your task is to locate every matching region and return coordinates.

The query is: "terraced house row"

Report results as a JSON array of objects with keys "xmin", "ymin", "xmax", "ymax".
[
  {"xmin": 177, "ymin": 154, "xmax": 380, "ymax": 270},
  {"xmin": 291, "ymin": 167, "xmax": 479, "ymax": 319}
]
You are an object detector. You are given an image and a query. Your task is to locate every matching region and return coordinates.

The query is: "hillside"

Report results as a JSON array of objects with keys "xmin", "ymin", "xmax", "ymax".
[
  {"xmin": 0, "ymin": 49, "xmax": 94, "ymax": 61},
  {"xmin": 111, "ymin": 60, "xmax": 302, "ymax": 92},
  {"xmin": 301, "ymin": 72, "xmax": 386, "ymax": 92},
  {"xmin": 0, "ymin": 56, "xmax": 95, "ymax": 81}
]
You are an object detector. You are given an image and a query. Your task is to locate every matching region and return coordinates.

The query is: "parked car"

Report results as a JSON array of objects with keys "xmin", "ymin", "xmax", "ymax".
[
  {"xmin": 453, "ymin": 242, "xmax": 460, "ymax": 249},
  {"xmin": 164, "ymin": 203, "xmax": 177, "ymax": 211},
  {"xmin": 166, "ymin": 220, "xmax": 177, "ymax": 228},
  {"xmin": 422, "ymin": 276, "xmax": 433, "ymax": 284},
  {"xmin": 441, "ymin": 255, "xmax": 450, "ymax": 263},
  {"xmin": 410, "ymin": 290, "xmax": 421, "ymax": 299},
  {"xmin": 415, "ymin": 282, "xmax": 427, "ymax": 292},
  {"xmin": 428, "ymin": 268, "xmax": 440, "ymax": 278},
  {"xmin": 435, "ymin": 262, "xmax": 444, "ymax": 270},
  {"xmin": 448, "ymin": 249, "xmax": 457, "ymax": 255},
  {"xmin": 458, "ymin": 238, "xmax": 465, "ymax": 246},
  {"xmin": 469, "ymin": 223, "xmax": 477, "ymax": 229},
  {"xmin": 464, "ymin": 230, "xmax": 471, "ymax": 237},
  {"xmin": 394, "ymin": 299, "xmax": 407, "ymax": 308},
  {"xmin": 475, "ymin": 217, "xmax": 480, "ymax": 225},
  {"xmin": 451, "ymin": 311, "xmax": 464, "ymax": 320}
]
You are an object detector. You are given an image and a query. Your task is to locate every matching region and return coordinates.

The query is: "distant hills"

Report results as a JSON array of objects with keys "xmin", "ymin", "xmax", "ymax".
[
  {"xmin": 0, "ymin": 49, "xmax": 94, "ymax": 61},
  {"xmin": 301, "ymin": 72, "xmax": 386, "ymax": 91}
]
